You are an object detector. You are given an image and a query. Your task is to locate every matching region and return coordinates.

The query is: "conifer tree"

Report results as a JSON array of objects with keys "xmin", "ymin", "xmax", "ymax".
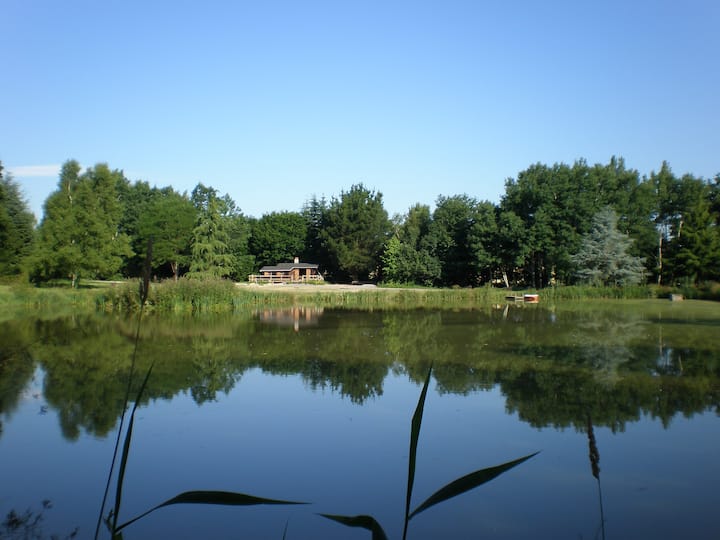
[
  {"xmin": 0, "ymin": 162, "xmax": 35, "ymax": 276},
  {"xmin": 188, "ymin": 183, "xmax": 234, "ymax": 279},
  {"xmin": 572, "ymin": 207, "xmax": 646, "ymax": 286}
]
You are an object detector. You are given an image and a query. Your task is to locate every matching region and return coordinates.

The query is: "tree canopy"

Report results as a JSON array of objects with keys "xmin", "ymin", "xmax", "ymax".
[
  {"xmin": 572, "ymin": 207, "xmax": 646, "ymax": 286},
  {"xmin": 4, "ymin": 155, "xmax": 718, "ymax": 288},
  {"xmin": 0, "ymin": 162, "xmax": 35, "ymax": 276},
  {"xmin": 29, "ymin": 161, "xmax": 132, "ymax": 286}
]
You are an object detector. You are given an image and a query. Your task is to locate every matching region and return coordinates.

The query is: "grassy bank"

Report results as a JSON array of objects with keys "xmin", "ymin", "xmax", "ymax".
[
  {"xmin": 5, "ymin": 280, "xmax": 716, "ymax": 316},
  {"xmin": 0, "ymin": 284, "xmax": 99, "ymax": 320},
  {"xmin": 98, "ymin": 279, "xmax": 517, "ymax": 312},
  {"xmin": 96, "ymin": 279, "xmax": 681, "ymax": 313}
]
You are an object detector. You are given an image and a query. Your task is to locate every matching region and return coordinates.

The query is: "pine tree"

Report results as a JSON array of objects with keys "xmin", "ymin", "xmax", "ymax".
[
  {"xmin": 0, "ymin": 162, "xmax": 35, "ymax": 276},
  {"xmin": 572, "ymin": 207, "xmax": 646, "ymax": 286}
]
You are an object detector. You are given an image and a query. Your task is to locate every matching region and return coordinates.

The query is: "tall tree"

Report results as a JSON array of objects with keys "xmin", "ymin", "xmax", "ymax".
[
  {"xmin": 249, "ymin": 211, "xmax": 307, "ymax": 269},
  {"xmin": 226, "ymin": 213, "xmax": 255, "ymax": 281},
  {"xmin": 30, "ymin": 161, "xmax": 132, "ymax": 286},
  {"xmin": 322, "ymin": 184, "xmax": 391, "ymax": 282},
  {"xmin": 668, "ymin": 176, "xmax": 720, "ymax": 283},
  {"xmin": 572, "ymin": 207, "xmax": 646, "ymax": 286},
  {"xmin": 0, "ymin": 162, "xmax": 35, "ymax": 276},
  {"xmin": 137, "ymin": 190, "xmax": 196, "ymax": 280},
  {"xmin": 188, "ymin": 183, "xmax": 234, "ymax": 279},
  {"xmin": 468, "ymin": 200, "xmax": 500, "ymax": 285},
  {"xmin": 117, "ymin": 179, "xmax": 165, "ymax": 276},
  {"xmin": 417, "ymin": 196, "xmax": 501, "ymax": 287},
  {"xmin": 301, "ymin": 195, "xmax": 329, "ymax": 270},
  {"xmin": 381, "ymin": 204, "xmax": 440, "ymax": 285}
]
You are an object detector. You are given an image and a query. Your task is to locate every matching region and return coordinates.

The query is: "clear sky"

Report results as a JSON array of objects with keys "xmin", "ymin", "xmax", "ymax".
[{"xmin": 2, "ymin": 0, "xmax": 718, "ymax": 221}]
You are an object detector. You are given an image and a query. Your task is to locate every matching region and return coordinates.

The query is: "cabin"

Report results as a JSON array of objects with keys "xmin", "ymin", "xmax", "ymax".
[{"xmin": 249, "ymin": 257, "xmax": 324, "ymax": 284}]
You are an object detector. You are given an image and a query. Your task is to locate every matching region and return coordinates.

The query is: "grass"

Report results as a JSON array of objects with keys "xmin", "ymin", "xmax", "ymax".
[
  {"xmin": 6, "ymin": 278, "xmax": 717, "ymax": 317},
  {"xmin": 98, "ymin": 279, "xmax": 525, "ymax": 312},
  {"xmin": 0, "ymin": 284, "xmax": 98, "ymax": 320}
]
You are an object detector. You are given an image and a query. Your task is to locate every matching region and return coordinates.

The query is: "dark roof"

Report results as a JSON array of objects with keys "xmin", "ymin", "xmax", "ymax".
[{"xmin": 259, "ymin": 262, "xmax": 319, "ymax": 272}]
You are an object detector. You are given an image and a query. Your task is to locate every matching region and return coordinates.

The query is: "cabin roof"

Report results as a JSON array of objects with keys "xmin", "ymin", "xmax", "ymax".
[{"xmin": 259, "ymin": 262, "xmax": 319, "ymax": 272}]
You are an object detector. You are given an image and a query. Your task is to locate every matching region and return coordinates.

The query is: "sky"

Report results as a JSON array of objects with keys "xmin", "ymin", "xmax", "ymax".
[{"xmin": 2, "ymin": 0, "xmax": 718, "ymax": 221}]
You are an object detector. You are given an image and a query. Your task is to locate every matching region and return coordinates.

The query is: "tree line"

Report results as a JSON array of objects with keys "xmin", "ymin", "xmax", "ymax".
[{"xmin": 1, "ymin": 156, "xmax": 718, "ymax": 287}]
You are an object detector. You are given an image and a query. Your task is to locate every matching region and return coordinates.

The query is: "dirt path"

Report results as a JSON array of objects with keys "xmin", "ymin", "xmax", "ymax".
[{"xmin": 237, "ymin": 282, "xmax": 405, "ymax": 293}]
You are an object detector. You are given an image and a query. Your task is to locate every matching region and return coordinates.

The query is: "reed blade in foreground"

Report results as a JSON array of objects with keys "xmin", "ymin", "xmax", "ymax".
[
  {"xmin": 408, "ymin": 451, "xmax": 539, "ymax": 519},
  {"xmin": 403, "ymin": 364, "xmax": 432, "ymax": 540},
  {"xmin": 319, "ymin": 513, "xmax": 389, "ymax": 540},
  {"xmin": 116, "ymin": 490, "xmax": 308, "ymax": 533}
]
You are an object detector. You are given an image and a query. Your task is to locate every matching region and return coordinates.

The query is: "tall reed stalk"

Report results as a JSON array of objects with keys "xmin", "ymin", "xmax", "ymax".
[{"xmin": 94, "ymin": 240, "xmax": 153, "ymax": 539}]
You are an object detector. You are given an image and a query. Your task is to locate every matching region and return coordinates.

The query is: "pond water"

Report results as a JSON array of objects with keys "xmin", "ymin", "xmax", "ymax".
[{"xmin": 1, "ymin": 301, "xmax": 719, "ymax": 539}]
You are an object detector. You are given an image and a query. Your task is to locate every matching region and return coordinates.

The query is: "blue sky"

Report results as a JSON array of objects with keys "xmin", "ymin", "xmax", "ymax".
[{"xmin": 2, "ymin": 0, "xmax": 718, "ymax": 220}]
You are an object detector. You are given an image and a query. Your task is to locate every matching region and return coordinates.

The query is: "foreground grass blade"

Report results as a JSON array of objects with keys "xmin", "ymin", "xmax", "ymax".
[
  {"xmin": 319, "ymin": 513, "xmax": 389, "ymax": 540},
  {"xmin": 111, "ymin": 364, "xmax": 155, "ymax": 533},
  {"xmin": 95, "ymin": 240, "xmax": 153, "ymax": 540},
  {"xmin": 403, "ymin": 364, "xmax": 433, "ymax": 540},
  {"xmin": 408, "ymin": 451, "xmax": 539, "ymax": 520},
  {"xmin": 116, "ymin": 491, "xmax": 308, "ymax": 533}
]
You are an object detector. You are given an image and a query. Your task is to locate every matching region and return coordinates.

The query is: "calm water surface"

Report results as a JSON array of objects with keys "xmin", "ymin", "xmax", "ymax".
[{"xmin": 1, "ymin": 301, "xmax": 719, "ymax": 539}]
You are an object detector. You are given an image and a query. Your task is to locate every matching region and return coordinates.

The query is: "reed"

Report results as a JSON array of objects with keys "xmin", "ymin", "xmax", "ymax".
[
  {"xmin": 0, "ymin": 284, "xmax": 99, "ymax": 314},
  {"xmin": 540, "ymin": 284, "xmax": 658, "ymax": 301}
]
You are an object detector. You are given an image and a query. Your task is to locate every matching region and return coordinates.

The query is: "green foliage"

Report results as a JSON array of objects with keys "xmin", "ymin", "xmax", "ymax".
[
  {"xmin": 29, "ymin": 161, "xmax": 133, "ymax": 287},
  {"xmin": 137, "ymin": 190, "xmax": 196, "ymax": 280},
  {"xmin": 301, "ymin": 195, "xmax": 329, "ymax": 268},
  {"xmin": 428, "ymin": 195, "xmax": 480, "ymax": 286},
  {"xmin": 501, "ymin": 158, "xmax": 652, "ymax": 287},
  {"xmin": 188, "ymin": 183, "xmax": 235, "ymax": 279},
  {"xmin": 668, "ymin": 178, "xmax": 720, "ymax": 283},
  {"xmin": 249, "ymin": 211, "xmax": 307, "ymax": 269},
  {"xmin": 572, "ymin": 207, "xmax": 646, "ymax": 286},
  {"xmin": 322, "ymin": 184, "xmax": 391, "ymax": 282},
  {"xmin": 21, "ymin": 155, "xmax": 720, "ymax": 290},
  {"xmin": 382, "ymin": 204, "xmax": 440, "ymax": 285},
  {"xmin": 0, "ymin": 162, "xmax": 35, "ymax": 276}
]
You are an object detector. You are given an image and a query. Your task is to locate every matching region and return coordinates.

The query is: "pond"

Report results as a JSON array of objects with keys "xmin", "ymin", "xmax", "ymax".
[{"xmin": 1, "ymin": 300, "xmax": 719, "ymax": 539}]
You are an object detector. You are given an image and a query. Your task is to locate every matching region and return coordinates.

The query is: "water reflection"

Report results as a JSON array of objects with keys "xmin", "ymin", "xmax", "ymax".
[
  {"xmin": 0, "ymin": 304, "xmax": 719, "ymax": 441},
  {"xmin": 256, "ymin": 306, "xmax": 324, "ymax": 332}
]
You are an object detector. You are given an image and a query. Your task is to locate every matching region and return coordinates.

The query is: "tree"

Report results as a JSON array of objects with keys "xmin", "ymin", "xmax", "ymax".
[
  {"xmin": 117, "ymin": 179, "xmax": 165, "ymax": 277},
  {"xmin": 188, "ymin": 183, "xmax": 235, "ymax": 279},
  {"xmin": 301, "ymin": 195, "xmax": 330, "ymax": 270},
  {"xmin": 669, "ymin": 178, "xmax": 720, "ymax": 283},
  {"xmin": 226, "ymin": 213, "xmax": 255, "ymax": 281},
  {"xmin": 137, "ymin": 190, "xmax": 196, "ymax": 280},
  {"xmin": 572, "ymin": 207, "xmax": 646, "ymax": 286},
  {"xmin": 322, "ymin": 184, "xmax": 391, "ymax": 282},
  {"xmin": 428, "ymin": 195, "xmax": 481, "ymax": 287},
  {"xmin": 249, "ymin": 211, "xmax": 307, "ymax": 269},
  {"xmin": 381, "ymin": 204, "xmax": 440, "ymax": 285},
  {"xmin": 468, "ymin": 200, "xmax": 500, "ymax": 284},
  {"xmin": 30, "ymin": 161, "xmax": 132, "ymax": 286},
  {"xmin": 0, "ymin": 162, "xmax": 35, "ymax": 276}
]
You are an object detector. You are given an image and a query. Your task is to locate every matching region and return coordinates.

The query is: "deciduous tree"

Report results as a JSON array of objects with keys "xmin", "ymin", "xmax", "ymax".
[
  {"xmin": 322, "ymin": 184, "xmax": 390, "ymax": 282},
  {"xmin": 30, "ymin": 161, "xmax": 132, "ymax": 286},
  {"xmin": 137, "ymin": 190, "xmax": 196, "ymax": 280}
]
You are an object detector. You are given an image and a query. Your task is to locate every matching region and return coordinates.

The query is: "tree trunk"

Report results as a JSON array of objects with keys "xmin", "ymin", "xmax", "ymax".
[
  {"xmin": 657, "ymin": 233, "xmax": 663, "ymax": 285},
  {"xmin": 171, "ymin": 261, "xmax": 179, "ymax": 281}
]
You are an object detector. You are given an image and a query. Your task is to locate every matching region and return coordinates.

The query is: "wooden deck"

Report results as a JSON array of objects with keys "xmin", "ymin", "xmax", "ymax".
[{"xmin": 247, "ymin": 274, "xmax": 324, "ymax": 284}]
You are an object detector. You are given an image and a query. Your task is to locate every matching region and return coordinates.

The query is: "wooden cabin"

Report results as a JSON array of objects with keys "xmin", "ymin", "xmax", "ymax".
[{"xmin": 249, "ymin": 257, "xmax": 324, "ymax": 284}]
